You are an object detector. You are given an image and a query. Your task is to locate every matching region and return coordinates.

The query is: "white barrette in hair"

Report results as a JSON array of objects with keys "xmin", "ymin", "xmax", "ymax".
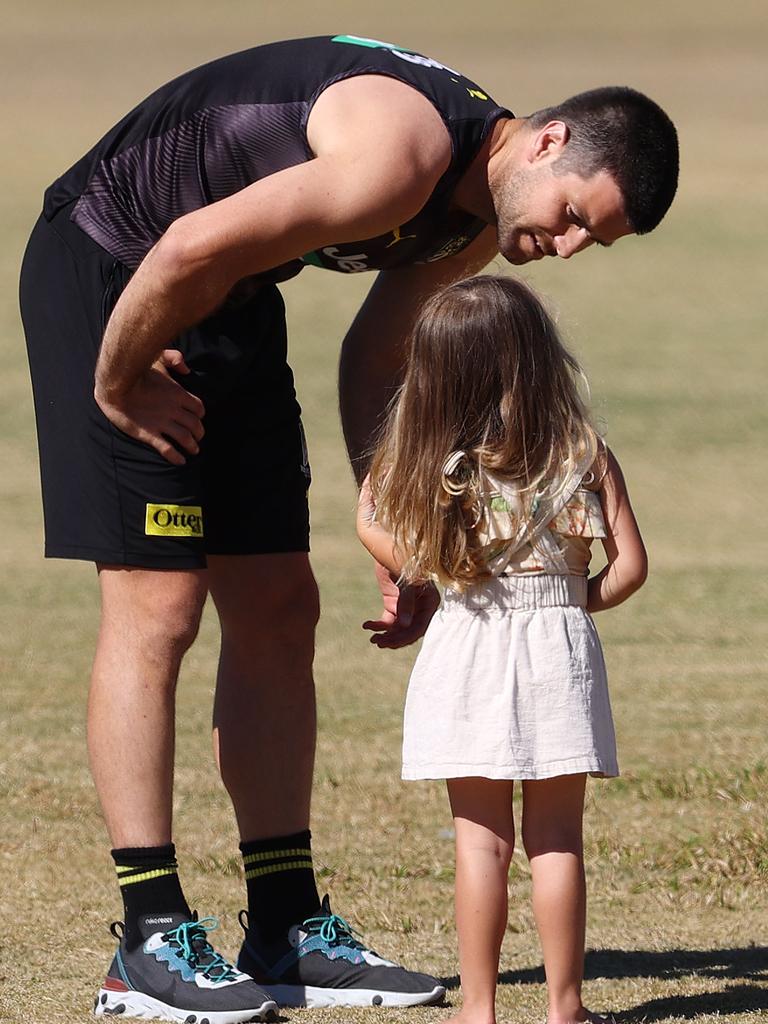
[{"xmin": 442, "ymin": 450, "xmax": 467, "ymax": 476}]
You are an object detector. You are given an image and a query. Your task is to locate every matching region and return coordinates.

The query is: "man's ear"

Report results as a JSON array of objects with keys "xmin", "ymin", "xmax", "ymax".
[{"xmin": 528, "ymin": 120, "xmax": 570, "ymax": 164}]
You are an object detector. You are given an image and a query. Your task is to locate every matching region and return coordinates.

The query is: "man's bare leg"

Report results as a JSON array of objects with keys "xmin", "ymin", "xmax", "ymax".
[
  {"xmin": 89, "ymin": 564, "xmax": 280, "ymax": 1022},
  {"xmin": 210, "ymin": 552, "xmax": 445, "ymax": 1007},
  {"xmin": 88, "ymin": 565, "xmax": 208, "ymax": 847},
  {"xmin": 210, "ymin": 553, "xmax": 322, "ymax": 947},
  {"xmin": 208, "ymin": 553, "xmax": 319, "ymax": 840}
]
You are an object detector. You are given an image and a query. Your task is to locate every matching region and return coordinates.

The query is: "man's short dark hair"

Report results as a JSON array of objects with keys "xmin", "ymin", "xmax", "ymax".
[{"xmin": 528, "ymin": 86, "xmax": 679, "ymax": 234}]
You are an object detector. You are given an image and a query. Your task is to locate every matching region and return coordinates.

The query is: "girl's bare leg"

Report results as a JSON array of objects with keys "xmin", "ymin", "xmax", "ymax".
[
  {"xmin": 445, "ymin": 777, "xmax": 515, "ymax": 1024},
  {"xmin": 522, "ymin": 774, "xmax": 590, "ymax": 1024}
]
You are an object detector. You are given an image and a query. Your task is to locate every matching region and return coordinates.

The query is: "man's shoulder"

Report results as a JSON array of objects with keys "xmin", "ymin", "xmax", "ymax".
[{"xmin": 308, "ymin": 75, "xmax": 452, "ymax": 177}]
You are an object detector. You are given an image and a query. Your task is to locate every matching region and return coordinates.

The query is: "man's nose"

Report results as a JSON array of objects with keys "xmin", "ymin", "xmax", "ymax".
[{"xmin": 554, "ymin": 226, "xmax": 593, "ymax": 259}]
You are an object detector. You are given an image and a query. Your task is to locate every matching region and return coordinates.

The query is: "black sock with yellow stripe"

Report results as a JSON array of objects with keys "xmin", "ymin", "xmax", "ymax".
[
  {"xmin": 240, "ymin": 830, "xmax": 320, "ymax": 941},
  {"xmin": 112, "ymin": 844, "xmax": 190, "ymax": 948}
]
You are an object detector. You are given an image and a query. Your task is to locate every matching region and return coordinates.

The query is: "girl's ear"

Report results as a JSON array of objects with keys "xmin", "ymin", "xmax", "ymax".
[{"xmin": 528, "ymin": 120, "xmax": 570, "ymax": 164}]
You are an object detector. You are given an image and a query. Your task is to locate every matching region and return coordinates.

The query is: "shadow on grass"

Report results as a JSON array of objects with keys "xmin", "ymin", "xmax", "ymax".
[
  {"xmin": 613, "ymin": 985, "xmax": 768, "ymax": 1021},
  {"xmin": 503, "ymin": 946, "xmax": 768, "ymax": 985},
  {"xmin": 441, "ymin": 947, "xmax": 768, "ymax": 1018}
]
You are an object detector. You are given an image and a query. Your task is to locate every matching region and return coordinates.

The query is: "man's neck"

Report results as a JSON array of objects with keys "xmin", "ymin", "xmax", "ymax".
[{"xmin": 451, "ymin": 117, "xmax": 526, "ymax": 221}]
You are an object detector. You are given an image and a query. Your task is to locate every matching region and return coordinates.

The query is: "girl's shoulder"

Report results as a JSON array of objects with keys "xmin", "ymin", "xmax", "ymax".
[
  {"xmin": 550, "ymin": 445, "xmax": 624, "ymax": 539},
  {"xmin": 550, "ymin": 487, "xmax": 606, "ymax": 539}
]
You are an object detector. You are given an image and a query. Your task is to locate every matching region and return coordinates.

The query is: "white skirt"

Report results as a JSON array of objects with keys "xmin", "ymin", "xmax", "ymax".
[{"xmin": 402, "ymin": 574, "xmax": 618, "ymax": 781}]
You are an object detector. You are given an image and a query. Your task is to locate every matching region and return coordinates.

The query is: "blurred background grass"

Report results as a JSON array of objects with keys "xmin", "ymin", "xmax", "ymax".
[{"xmin": 1, "ymin": 2, "xmax": 767, "ymax": 1022}]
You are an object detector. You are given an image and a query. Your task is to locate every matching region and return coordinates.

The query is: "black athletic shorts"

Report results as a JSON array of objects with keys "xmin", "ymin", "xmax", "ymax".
[{"xmin": 19, "ymin": 204, "xmax": 311, "ymax": 569}]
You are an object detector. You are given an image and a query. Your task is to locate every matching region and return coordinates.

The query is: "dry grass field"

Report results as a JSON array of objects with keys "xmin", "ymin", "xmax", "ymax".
[{"xmin": 1, "ymin": 2, "xmax": 767, "ymax": 1023}]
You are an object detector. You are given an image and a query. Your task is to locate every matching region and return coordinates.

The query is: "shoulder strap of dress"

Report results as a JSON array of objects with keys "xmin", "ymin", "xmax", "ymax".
[{"xmin": 486, "ymin": 450, "xmax": 594, "ymax": 577}]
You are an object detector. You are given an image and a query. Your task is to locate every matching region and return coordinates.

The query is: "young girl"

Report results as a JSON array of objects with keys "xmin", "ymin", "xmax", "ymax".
[{"xmin": 357, "ymin": 275, "xmax": 647, "ymax": 1024}]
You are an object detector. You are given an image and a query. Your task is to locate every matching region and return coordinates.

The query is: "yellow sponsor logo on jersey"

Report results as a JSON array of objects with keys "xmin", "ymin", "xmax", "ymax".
[
  {"xmin": 145, "ymin": 504, "xmax": 204, "ymax": 538},
  {"xmin": 467, "ymin": 88, "xmax": 489, "ymax": 101},
  {"xmin": 385, "ymin": 226, "xmax": 418, "ymax": 249}
]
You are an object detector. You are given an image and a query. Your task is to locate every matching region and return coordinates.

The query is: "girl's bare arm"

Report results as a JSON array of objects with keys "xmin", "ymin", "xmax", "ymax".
[
  {"xmin": 587, "ymin": 449, "xmax": 648, "ymax": 613},
  {"xmin": 356, "ymin": 476, "xmax": 403, "ymax": 577}
]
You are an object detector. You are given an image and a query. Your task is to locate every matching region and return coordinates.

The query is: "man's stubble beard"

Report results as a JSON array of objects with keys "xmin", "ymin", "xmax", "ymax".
[{"xmin": 492, "ymin": 166, "xmax": 532, "ymax": 262}]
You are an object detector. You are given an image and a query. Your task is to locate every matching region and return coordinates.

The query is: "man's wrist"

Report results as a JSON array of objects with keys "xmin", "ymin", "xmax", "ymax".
[{"xmin": 94, "ymin": 371, "xmax": 132, "ymax": 404}]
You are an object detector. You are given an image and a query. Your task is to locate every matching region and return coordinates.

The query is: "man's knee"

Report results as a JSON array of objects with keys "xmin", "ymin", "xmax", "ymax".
[
  {"xmin": 210, "ymin": 556, "xmax": 319, "ymax": 674},
  {"xmin": 273, "ymin": 585, "xmax": 320, "ymax": 652},
  {"xmin": 228, "ymin": 575, "xmax": 319, "ymax": 649},
  {"xmin": 99, "ymin": 566, "xmax": 208, "ymax": 661}
]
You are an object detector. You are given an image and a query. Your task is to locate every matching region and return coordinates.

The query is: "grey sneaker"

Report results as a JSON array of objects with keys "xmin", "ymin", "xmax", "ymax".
[
  {"xmin": 94, "ymin": 912, "xmax": 277, "ymax": 1022},
  {"xmin": 236, "ymin": 895, "xmax": 445, "ymax": 1008}
]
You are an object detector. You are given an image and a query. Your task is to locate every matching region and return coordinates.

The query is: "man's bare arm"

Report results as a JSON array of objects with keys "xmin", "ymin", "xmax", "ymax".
[
  {"xmin": 340, "ymin": 227, "xmax": 498, "ymax": 651},
  {"xmin": 94, "ymin": 76, "xmax": 452, "ymax": 463},
  {"xmin": 339, "ymin": 225, "xmax": 499, "ymax": 483}
]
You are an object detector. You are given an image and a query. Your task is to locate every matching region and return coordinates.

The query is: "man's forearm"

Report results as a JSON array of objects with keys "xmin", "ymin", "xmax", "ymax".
[
  {"xmin": 339, "ymin": 232, "xmax": 499, "ymax": 482},
  {"xmin": 338, "ymin": 272, "xmax": 417, "ymax": 483},
  {"xmin": 94, "ymin": 230, "xmax": 235, "ymax": 399}
]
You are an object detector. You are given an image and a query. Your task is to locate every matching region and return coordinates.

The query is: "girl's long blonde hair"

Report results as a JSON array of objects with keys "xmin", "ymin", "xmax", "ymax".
[{"xmin": 369, "ymin": 275, "xmax": 600, "ymax": 588}]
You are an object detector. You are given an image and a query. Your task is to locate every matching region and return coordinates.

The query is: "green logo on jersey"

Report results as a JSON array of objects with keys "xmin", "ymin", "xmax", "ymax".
[
  {"xmin": 332, "ymin": 34, "xmax": 408, "ymax": 50},
  {"xmin": 331, "ymin": 35, "xmax": 459, "ymax": 75}
]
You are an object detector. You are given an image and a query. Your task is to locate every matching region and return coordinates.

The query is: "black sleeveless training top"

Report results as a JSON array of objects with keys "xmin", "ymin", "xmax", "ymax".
[{"xmin": 44, "ymin": 35, "xmax": 512, "ymax": 281}]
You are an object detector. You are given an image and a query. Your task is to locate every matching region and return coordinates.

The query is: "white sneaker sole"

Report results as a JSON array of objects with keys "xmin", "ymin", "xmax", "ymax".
[
  {"xmin": 94, "ymin": 988, "xmax": 277, "ymax": 1023},
  {"xmin": 263, "ymin": 983, "xmax": 446, "ymax": 1008}
]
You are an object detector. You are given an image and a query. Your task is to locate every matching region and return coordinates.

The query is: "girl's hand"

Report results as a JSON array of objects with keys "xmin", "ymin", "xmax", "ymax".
[{"xmin": 363, "ymin": 561, "xmax": 440, "ymax": 649}]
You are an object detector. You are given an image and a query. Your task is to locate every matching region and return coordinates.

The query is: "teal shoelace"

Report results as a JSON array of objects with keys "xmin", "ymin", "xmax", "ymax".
[
  {"xmin": 164, "ymin": 917, "xmax": 240, "ymax": 982},
  {"xmin": 301, "ymin": 912, "xmax": 365, "ymax": 948}
]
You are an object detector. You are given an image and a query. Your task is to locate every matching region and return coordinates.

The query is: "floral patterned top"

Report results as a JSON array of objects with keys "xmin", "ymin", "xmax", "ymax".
[{"xmin": 477, "ymin": 473, "xmax": 607, "ymax": 577}]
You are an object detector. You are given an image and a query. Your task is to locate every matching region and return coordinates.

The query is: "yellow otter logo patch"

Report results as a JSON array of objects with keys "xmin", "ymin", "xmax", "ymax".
[{"xmin": 145, "ymin": 504, "xmax": 204, "ymax": 538}]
